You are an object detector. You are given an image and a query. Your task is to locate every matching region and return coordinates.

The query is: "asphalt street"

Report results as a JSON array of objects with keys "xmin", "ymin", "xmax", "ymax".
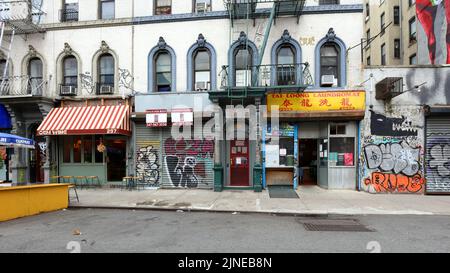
[{"xmin": 1, "ymin": 209, "xmax": 450, "ymax": 253}]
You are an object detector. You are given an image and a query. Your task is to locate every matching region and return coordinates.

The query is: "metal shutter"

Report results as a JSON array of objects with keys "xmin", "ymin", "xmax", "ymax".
[
  {"xmin": 135, "ymin": 123, "xmax": 162, "ymax": 188},
  {"xmin": 426, "ymin": 117, "xmax": 450, "ymax": 193},
  {"xmin": 161, "ymin": 126, "xmax": 214, "ymax": 189}
]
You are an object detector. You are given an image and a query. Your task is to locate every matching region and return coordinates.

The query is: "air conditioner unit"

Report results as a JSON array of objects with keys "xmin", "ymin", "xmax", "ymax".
[
  {"xmin": 196, "ymin": 2, "xmax": 207, "ymax": 13},
  {"xmin": 99, "ymin": 85, "xmax": 114, "ymax": 94},
  {"xmin": 60, "ymin": 85, "xmax": 77, "ymax": 96},
  {"xmin": 195, "ymin": 81, "xmax": 209, "ymax": 91},
  {"xmin": 321, "ymin": 75, "xmax": 337, "ymax": 87}
]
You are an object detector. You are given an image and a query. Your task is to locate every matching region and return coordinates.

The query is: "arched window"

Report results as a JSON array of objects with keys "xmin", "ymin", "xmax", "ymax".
[
  {"xmin": 148, "ymin": 37, "xmax": 176, "ymax": 93},
  {"xmin": 319, "ymin": 43, "xmax": 339, "ymax": 87},
  {"xmin": 154, "ymin": 50, "xmax": 172, "ymax": 92},
  {"xmin": 98, "ymin": 53, "xmax": 115, "ymax": 94},
  {"xmin": 193, "ymin": 49, "xmax": 211, "ymax": 91},
  {"xmin": 315, "ymin": 28, "xmax": 346, "ymax": 88},
  {"xmin": 234, "ymin": 45, "xmax": 252, "ymax": 87},
  {"xmin": 276, "ymin": 44, "xmax": 296, "ymax": 85},
  {"xmin": 187, "ymin": 34, "xmax": 217, "ymax": 91},
  {"xmin": 61, "ymin": 55, "xmax": 78, "ymax": 95},
  {"xmin": 28, "ymin": 57, "xmax": 43, "ymax": 95}
]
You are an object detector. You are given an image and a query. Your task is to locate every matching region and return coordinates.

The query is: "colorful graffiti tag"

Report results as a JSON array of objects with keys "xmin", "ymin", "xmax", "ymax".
[
  {"xmin": 362, "ymin": 139, "xmax": 424, "ymax": 193},
  {"xmin": 364, "ymin": 141, "xmax": 420, "ymax": 176},
  {"xmin": 163, "ymin": 138, "xmax": 214, "ymax": 188},
  {"xmin": 364, "ymin": 172, "xmax": 425, "ymax": 193},
  {"xmin": 136, "ymin": 145, "xmax": 160, "ymax": 186},
  {"xmin": 429, "ymin": 144, "xmax": 450, "ymax": 176},
  {"xmin": 361, "ymin": 108, "xmax": 425, "ymax": 194},
  {"xmin": 426, "ymin": 140, "xmax": 450, "ymax": 192},
  {"xmin": 362, "ymin": 138, "xmax": 425, "ymax": 193}
]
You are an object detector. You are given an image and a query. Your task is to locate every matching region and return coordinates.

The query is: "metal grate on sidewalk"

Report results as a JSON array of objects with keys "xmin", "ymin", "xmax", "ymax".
[{"xmin": 300, "ymin": 219, "xmax": 374, "ymax": 232}]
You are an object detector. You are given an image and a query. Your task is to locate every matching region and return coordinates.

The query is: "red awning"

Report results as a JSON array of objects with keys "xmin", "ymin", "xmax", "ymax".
[{"xmin": 37, "ymin": 105, "xmax": 131, "ymax": 136}]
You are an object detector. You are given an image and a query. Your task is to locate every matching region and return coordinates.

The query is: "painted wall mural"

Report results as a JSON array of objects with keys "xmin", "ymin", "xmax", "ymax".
[
  {"xmin": 163, "ymin": 138, "xmax": 214, "ymax": 188},
  {"xmin": 364, "ymin": 172, "xmax": 425, "ymax": 193},
  {"xmin": 136, "ymin": 145, "xmax": 160, "ymax": 186},
  {"xmin": 370, "ymin": 111, "xmax": 420, "ymax": 137},
  {"xmin": 416, "ymin": 0, "xmax": 450, "ymax": 64},
  {"xmin": 361, "ymin": 109, "xmax": 425, "ymax": 194}
]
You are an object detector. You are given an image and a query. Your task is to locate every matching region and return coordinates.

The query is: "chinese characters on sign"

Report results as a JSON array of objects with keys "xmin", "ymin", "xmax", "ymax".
[
  {"xmin": 267, "ymin": 91, "xmax": 365, "ymax": 112},
  {"xmin": 299, "ymin": 36, "xmax": 316, "ymax": 46}
]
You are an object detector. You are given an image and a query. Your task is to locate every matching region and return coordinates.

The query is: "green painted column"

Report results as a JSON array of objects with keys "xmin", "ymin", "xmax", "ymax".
[
  {"xmin": 213, "ymin": 164, "xmax": 223, "ymax": 192},
  {"xmin": 253, "ymin": 164, "xmax": 262, "ymax": 192}
]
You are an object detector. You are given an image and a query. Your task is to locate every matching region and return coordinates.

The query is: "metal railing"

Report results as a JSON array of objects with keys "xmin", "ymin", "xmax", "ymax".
[
  {"xmin": 0, "ymin": 75, "xmax": 46, "ymax": 96},
  {"xmin": 60, "ymin": 9, "xmax": 79, "ymax": 22},
  {"xmin": 0, "ymin": 0, "xmax": 46, "ymax": 35},
  {"xmin": 219, "ymin": 63, "xmax": 313, "ymax": 89}
]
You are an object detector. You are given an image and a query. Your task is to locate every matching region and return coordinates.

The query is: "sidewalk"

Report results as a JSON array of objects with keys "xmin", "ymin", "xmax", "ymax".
[{"xmin": 69, "ymin": 186, "xmax": 450, "ymax": 216}]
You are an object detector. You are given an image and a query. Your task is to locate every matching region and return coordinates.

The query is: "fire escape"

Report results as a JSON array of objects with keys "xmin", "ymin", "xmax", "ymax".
[
  {"xmin": 0, "ymin": 0, "xmax": 46, "ymax": 97},
  {"xmin": 210, "ymin": 0, "xmax": 312, "ymax": 102}
]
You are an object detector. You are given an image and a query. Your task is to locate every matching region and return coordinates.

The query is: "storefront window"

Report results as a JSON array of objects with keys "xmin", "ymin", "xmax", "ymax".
[
  {"xmin": 95, "ymin": 136, "xmax": 104, "ymax": 163},
  {"xmin": 330, "ymin": 124, "xmax": 346, "ymax": 135},
  {"xmin": 84, "ymin": 137, "xmax": 93, "ymax": 163},
  {"xmin": 73, "ymin": 136, "xmax": 82, "ymax": 163},
  {"xmin": 329, "ymin": 137, "xmax": 355, "ymax": 166},
  {"xmin": 63, "ymin": 136, "xmax": 71, "ymax": 163},
  {"xmin": 279, "ymin": 137, "xmax": 295, "ymax": 166},
  {"xmin": 265, "ymin": 123, "xmax": 295, "ymax": 167}
]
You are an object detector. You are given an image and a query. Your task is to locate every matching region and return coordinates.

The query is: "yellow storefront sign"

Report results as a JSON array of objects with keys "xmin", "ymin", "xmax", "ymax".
[{"xmin": 267, "ymin": 91, "xmax": 366, "ymax": 112}]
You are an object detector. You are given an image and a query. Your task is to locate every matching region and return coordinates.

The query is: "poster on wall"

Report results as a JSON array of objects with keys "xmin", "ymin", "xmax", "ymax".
[
  {"xmin": 171, "ymin": 108, "xmax": 193, "ymax": 126},
  {"xmin": 344, "ymin": 153, "xmax": 353, "ymax": 166},
  {"xmin": 146, "ymin": 109, "xmax": 167, "ymax": 127},
  {"xmin": 265, "ymin": 145, "xmax": 280, "ymax": 167},
  {"xmin": 416, "ymin": 0, "xmax": 450, "ymax": 64}
]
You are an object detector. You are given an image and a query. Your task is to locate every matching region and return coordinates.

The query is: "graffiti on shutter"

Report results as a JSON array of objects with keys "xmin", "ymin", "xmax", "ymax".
[
  {"xmin": 162, "ymin": 136, "xmax": 214, "ymax": 189},
  {"xmin": 135, "ymin": 124, "xmax": 161, "ymax": 187},
  {"xmin": 426, "ymin": 117, "xmax": 450, "ymax": 193}
]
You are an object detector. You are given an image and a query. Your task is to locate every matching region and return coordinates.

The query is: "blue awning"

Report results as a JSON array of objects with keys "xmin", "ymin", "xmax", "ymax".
[
  {"xmin": 0, "ymin": 133, "xmax": 35, "ymax": 149},
  {"xmin": 0, "ymin": 105, "xmax": 12, "ymax": 129}
]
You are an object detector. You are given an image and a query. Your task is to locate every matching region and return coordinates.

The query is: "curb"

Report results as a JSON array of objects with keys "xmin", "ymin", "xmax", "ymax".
[
  {"xmin": 68, "ymin": 205, "xmax": 336, "ymax": 218},
  {"xmin": 68, "ymin": 204, "xmax": 440, "ymax": 217}
]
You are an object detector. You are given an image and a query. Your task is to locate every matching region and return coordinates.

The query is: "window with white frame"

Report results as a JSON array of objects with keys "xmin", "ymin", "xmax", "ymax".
[
  {"xmin": 276, "ymin": 44, "xmax": 296, "ymax": 86},
  {"xmin": 234, "ymin": 46, "xmax": 253, "ymax": 87},
  {"xmin": 98, "ymin": 54, "xmax": 115, "ymax": 93},
  {"xmin": 28, "ymin": 57, "xmax": 43, "ymax": 94},
  {"xmin": 100, "ymin": 0, "xmax": 115, "ymax": 20},
  {"xmin": 155, "ymin": 51, "xmax": 172, "ymax": 92},
  {"xmin": 194, "ymin": 0, "xmax": 212, "ymax": 13},
  {"xmin": 193, "ymin": 49, "xmax": 211, "ymax": 91},
  {"xmin": 320, "ymin": 43, "xmax": 339, "ymax": 87}
]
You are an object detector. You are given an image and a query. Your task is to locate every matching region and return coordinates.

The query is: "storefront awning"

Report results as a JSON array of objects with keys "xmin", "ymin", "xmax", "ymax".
[{"xmin": 37, "ymin": 105, "xmax": 131, "ymax": 136}]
